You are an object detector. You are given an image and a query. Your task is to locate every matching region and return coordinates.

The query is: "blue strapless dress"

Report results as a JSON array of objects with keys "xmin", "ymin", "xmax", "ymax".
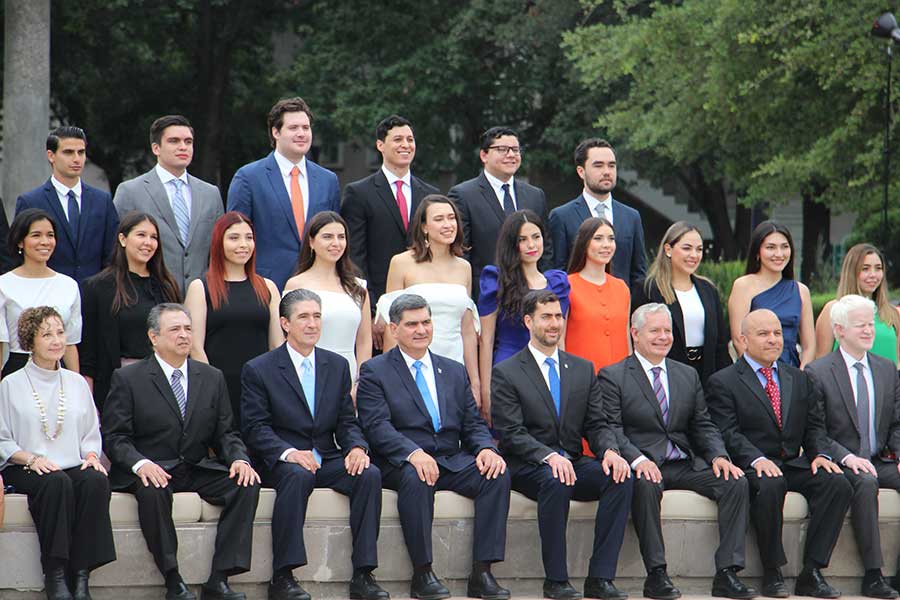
[{"xmin": 750, "ymin": 279, "xmax": 801, "ymax": 367}]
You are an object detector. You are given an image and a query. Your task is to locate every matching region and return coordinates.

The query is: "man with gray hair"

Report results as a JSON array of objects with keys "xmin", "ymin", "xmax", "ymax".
[
  {"xmin": 806, "ymin": 295, "xmax": 900, "ymax": 598},
  {"xmin": 357, "ymin": 293, "xmax": 511, "ymax": 600},
  {"xmin": 600, "ymin": 303, "xmax": 753, "ymax": 600},
  {"xmin": 103, "ymin": 303, "xmax": 260, "ymax": 600}
]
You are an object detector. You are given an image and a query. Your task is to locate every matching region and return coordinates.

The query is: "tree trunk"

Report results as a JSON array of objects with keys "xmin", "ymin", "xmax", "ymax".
[{"xmin": 800, "ymin": 189, "xmax": 830, "ymax": 285}]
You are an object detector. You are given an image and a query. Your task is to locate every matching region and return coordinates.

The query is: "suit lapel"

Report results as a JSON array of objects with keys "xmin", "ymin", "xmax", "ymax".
[
  {"xmin": 518, "ymin": 350, "xmax": 559, "ymax": 424},
  {"xmin": 431, "ymin": 352, "xmax": 449, "ymax": 425},
  {"xmin": 778, "ymin": 363, "xmax": 794, "ymax": 425},
  {"xmin": 558, "ymin": 351, "xmax": 572, "ymax": 423},
  {"xmin": 148, "ymin": 357, "xmax": 185, "ymax": 423},
  {"xmin": 737, "ymin": 358, "xmax": 781, "ymax": 429},
  {"xmin": 313, "ymin": 348, "xmax": 329, "ymax": 418},
  {"xmin": 264, "ymin": 154, "xmax": 301, "ymax": 245},
  {"xmin": 410, "ymin": 175, "xmax": 430, "ymax": 218},
  {"xmin": 830, "ymin": 354, "xmax": 860, "ymax": 432},
  {"xmin": 144, "ymin": 170, "xmax": 183, "ymax": 248},
  {"xmin": 185, "ymin": 175, "xmax": 205, "ymax": 245},
  {"xmin": 871, "ymin": 355, "xmax": 893, "ymax": 439},
  {"xmin": 669, "ymin": 298, "xmax": 686, "ymax": 347},
  {"xmin": 695, "ymin": 279, "xmax": 718, "ymax": 357},
  {"xmin": 477, "ymin": 173, "xmax": 506, "ymax": 224},
  {"xmin": 389, "ymin": 348, "xmax": 434, "ymax": 425},
  {"xmin": 628, "ymin": 356, "xmax": 666, "ymax": 427},
  {"xmin": 277, "ymin": 345, "xmax": 312, "ymax": 418},
  {"xmin": 573, "ymin": 197, "xmax": 592, "ymax": 222},
  {"xmin": 43, "ymin": 181, "xmax": 76, "ymax": 249},
  {"xmin": 183, "ymin": 359, "xmax": 203, "ymax": 428},
  {"xmin": 373, "ymin": 170, "xmax": 407, "ymax": 236}
]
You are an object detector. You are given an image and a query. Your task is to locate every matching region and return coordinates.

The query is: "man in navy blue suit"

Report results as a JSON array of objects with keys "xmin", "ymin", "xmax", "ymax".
[
  {"xmin": 16, "ymin": 126, "xmax": 119, "ymax": 281},
  {"xmin": 241, "ymin": 289, "xmax": 388, "ymax": 600},
  {"xmin": 228, "ymin": 97, "xmax": 341, "ymax": 290},
  {"xmin": 548, "ymin": 139, "xmax": 646, "ymax": 287},
  {"xmin": 357, "ymin": 294, "xmax": 511, "ymax": 600}
]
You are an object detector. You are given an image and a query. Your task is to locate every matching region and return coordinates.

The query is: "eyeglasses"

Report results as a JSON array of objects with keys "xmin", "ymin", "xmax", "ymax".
[{"xmin": 487, "ymin": 145, "xmax": 521, "ymax": 156}]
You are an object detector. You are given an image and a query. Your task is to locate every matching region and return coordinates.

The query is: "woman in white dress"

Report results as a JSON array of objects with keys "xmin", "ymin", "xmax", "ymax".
[
  {"xmin": 283, "ymin": 211, "xmax": 371, "ymax": 388},
  {"xmin": 378, "ymin": 194, "xmax": 481, "ymax": 402}
]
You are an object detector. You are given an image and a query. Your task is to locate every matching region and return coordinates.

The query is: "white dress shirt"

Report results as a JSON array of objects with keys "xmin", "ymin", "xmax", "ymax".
[
  {"xmin": 484, "ymin": 170, "xmax": 517, "ymax": 212},
  {"xmin": 382, "ymin": 165, "xmax": 412, "ymax": 218},
  {"xmin": 155, "ymin": 164, "xmax": 193, "ymax": 221},
  {"xmin": 132, "ymin": 354, "xmax": 190, "ymax": 473},
  {"xmin": 50, "ymin": 176, "xmax": 82, "ymax": 221},
  {"xmin": 582, "ymin": 190, "xmax": 613, "ymax": 225},
  {"xmin": 840, "ymin": 347, "xmax": 876, "ymax": 462},
  {"xmin": 279, "ymin": 344, "xmax": 317, "ymax": 462},
  {"xmin": 273, "ymin": 151, "xmax": 310, "ymax": 216}
]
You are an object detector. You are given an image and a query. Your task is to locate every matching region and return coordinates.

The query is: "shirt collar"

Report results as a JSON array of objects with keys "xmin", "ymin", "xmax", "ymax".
[
  {"xmin": 582, "ymin": 190, "xmax": 612, "ymax": 214},
  {"xmin": 527, "ymin": 342, "xmax": 559, "ymax": 368},
  {"xmin": 285, "ymin": 341, "xmax": 315, "ymax": 370},
  {"xmin": 743, "ymin": 353, "xmax": 777, "ymax": 374},
  {"xmin": 839, "ymin": 346, "xmax": 869, "ymax": 372},
  {"xmin": 274, "ymin": 151, "xmax": 307, "ymax": 178},
  {"xmin": 381, "ymin": 165, "xmax": 411, "ymax": 188},
  {"xmin": 634, "ymin": 350, "xmax": 666, "ymax": 374},
  {"xmin": 155, "ymin": 353, "xmax": 188, "ymax": 379},
  {"xmin": 50, "ymin": 175, "xmax": 82, "ymax": 198},
  {"xmin": 155, "ymin": 163, "xmax": 189, "ymax": 187},
  {"xmin": 483, "ymin": 169, "xmax": 514, "ymax": 191},
  {"xmin": 399, "ymin": 348, "xmax": 433, "ymax": 372}
]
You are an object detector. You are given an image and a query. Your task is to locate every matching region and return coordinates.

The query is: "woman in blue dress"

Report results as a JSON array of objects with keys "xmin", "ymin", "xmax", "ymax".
[
  {"xmin": 478, "ymin": 209, "xmax": 570, "ymax": 425},
  {"xmin": 728, "ymin": 220, "xmax": 815, "ymax": 367}
]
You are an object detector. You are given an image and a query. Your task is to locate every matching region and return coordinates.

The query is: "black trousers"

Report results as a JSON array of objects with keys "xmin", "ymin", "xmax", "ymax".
[
  {"xmin": 747, "ymin": 464, "xmax": 852, "ymax": 569},
  {"xmin": 4, "ymin": 465, "xmax": 116, "ymax": 571},
  {"xmin": 126, "ymin": 463, "xmax": 259, "ymax": 576},
  {"xmin": 382, "ymin": 460, "xmax": 510, "ymax": 568},
  {"xmin": 263, "ymin": 457, "xmax": 382, "ymax": 571},
  {"xmin": 513, "ymin": 458, "xmax": 633, "ymax": 581},
  {"xmin": 843, "ymin": 461, "xmax": 900, "ymax": 570},
  {"xmin": 631, "ymin": 459, "xmax": 749, "ymax": 572}
]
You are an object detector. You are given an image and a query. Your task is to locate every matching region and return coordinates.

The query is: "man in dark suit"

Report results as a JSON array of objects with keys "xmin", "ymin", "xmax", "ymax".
[
  {"xmin": 341, "ymin": 115, "xmax": 440, "ymax": 317},
  {"xmin": 241, "ymin": 289, "xmax": 387, "ymax": 600},
  {"xmin": 548, "ymin": 139, "xmax": 645, "ymax": 286},
  {"xmin": 806, "ymin": 295, "xmax": 900, "ymax": 599},
  {"xmin": 491, "ymin": 290, "xmax": 633, "ymax": 600},
  {"xmin": 103, "ymin": 303, "xmax": 260, "ymax": 600},
  {"xmin": 357, "ymin": 293, "xmax": 511, "ymax": 600},
  {"xmin": 707, "ymin": 309, "xmax": 853, "ymax": 599},
  {"xmin": 16, "ymin": 126, "xmax": 118, "ymax": 282},
  {"xmin": 229, "ymin": 97, "xmax": 341, "ymax": 290},
  {"xmin": 448, "ymin": 126, "xmax": 551, "ymax": 301},
  {"xmin": 601, "ymin": 303, "xmax": 754, "ymax": 600}
]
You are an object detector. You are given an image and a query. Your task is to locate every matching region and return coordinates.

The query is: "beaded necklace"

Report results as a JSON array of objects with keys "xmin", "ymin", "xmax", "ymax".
[{"xmin": 24, "ymin": 360, "xmax": 66, "ymax": 441}]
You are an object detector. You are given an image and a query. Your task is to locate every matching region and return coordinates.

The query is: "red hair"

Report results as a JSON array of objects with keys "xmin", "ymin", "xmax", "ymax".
[{"xmin": 206, "ymin": 212, "xmax": 270, "ymax": 310}]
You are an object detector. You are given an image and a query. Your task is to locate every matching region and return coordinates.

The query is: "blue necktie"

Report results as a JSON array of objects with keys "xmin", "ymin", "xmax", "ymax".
[
  {"xmin": 170, "ymin": 369, "xmax": 186, "ymax": 418},
  {"xmin": 66, "ymin": 190, "xmax": 80, "ymax": 245},
  {"xmin": 171, "ymin": 179, "xmax": 190, "ymax": 245},
  {"xmin": 413, "ymin": 360, "xmax": 441, "ymax": 431},
  {"xmin": 545, "ymin": 357, "xmax": 561, "ymax": 416},
  {"xmin": 300, "ymin": 358, "xmax": 321, "ymax": 465}
]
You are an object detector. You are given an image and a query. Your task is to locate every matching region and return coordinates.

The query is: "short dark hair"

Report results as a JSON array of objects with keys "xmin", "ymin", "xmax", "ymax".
[
  {"xmin": 150, "ymin": 115, "xmax": 193, "ymax": 146},
  {"xmin": 280, "ymin": 289, "xmax": 322, "ymax": 320},
  {"xmin": 523, "ymin": 290, "xmax": 560, "ymax": 318},
  {"xmin": 8, "ymin": 208, "xmax": 56, "ymax": 263},
  {"xmin": 480, "ymin": 126, "xmax": 519, "ymax": 152},
  {"xmin": 375, "ymin": 115, "xmax": 413, "ymax": 141},
  {"xmin": 574, "ymin": 138, "xmax": 615, "ymax": 168},
  {"xmin": 147, "ymin": 303, "xmax": 191, "ymax": 335},
  {"xmin": 388, "ymin": 294, "xmax": 431, "ymax": 324},
  {"xmin": 18, "ymin": 306, "xmax": 64, "ymax": 353},
  {"xmin": 267, "ymin": 97, "xmax": 313, "ymax": 148},
  {"xmin": 46, "ymin": 126, "xmax": 87, "ymax": 152}
]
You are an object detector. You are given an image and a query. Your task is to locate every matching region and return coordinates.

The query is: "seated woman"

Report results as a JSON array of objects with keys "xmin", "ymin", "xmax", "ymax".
[{"xmin": 0, "ymin": 306, "xmax": 115, "ymax": 599}]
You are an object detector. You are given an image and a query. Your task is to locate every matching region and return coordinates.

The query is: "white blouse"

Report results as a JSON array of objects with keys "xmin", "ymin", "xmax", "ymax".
[
  {"xmin": 0, "ymin": 271, "xmax": 82, "ymax": 352},
  {"xmin": 674, "ymin": 285, "xmax": 705, "ymax": 347},
  {"xmin": 0, "ymin": 360, "xmax": 100, "ymax": 470}
]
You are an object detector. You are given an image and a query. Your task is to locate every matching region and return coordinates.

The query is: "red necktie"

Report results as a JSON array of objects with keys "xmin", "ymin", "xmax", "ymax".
[
  {"xmin": 395, "ymin": 180, "xmax": 409, "ymax": 230},
  {"xmin": 759, "ymin": 367, "xmax": 782, "ymax": 428}
]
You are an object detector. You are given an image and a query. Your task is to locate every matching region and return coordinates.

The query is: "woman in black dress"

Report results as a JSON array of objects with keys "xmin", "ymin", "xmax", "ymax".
[
  {"xmin": 184, "ymin": 212, "xmax": 280, "ymax": 425},
  {"xmin": 80, "ymin": 212, "xmax": 181, "ymax": 409}
]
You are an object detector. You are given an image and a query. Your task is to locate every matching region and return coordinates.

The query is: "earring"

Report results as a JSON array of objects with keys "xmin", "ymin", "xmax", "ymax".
[
  {"xmin": 424, "ymin": 232, "xmax": 430, "ymax": 248},
  {"xmin": 17, "ymin": 247, "xmax": 22, "ymax": 255},
  {"xmin": 666, "ymin": 254, "xmax": 671, "ymax": 258}
]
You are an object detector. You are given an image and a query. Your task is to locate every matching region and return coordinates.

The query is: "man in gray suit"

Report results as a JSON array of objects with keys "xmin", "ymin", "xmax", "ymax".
[
  {"xmin": 806, "ymin": 294, "xmax": 900, "ymax": 599},
  {"xmin": 114, "ymin": 115, "xmax": 223, "ymax": 292},
  {"xmin": 600, "ymin": 303, "xmax": 755, "ymax": 600}
]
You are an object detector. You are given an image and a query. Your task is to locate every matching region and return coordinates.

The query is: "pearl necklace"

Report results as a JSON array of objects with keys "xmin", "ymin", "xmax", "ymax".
[{"xmin": 24, "ymin": 360, "xmax": 66, "ymax": 441}]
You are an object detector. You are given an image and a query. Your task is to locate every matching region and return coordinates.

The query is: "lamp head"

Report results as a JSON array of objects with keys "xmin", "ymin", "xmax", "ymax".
[{"xmin": 873, "ymin": 12, "xmax": 900, "ymax": 42}]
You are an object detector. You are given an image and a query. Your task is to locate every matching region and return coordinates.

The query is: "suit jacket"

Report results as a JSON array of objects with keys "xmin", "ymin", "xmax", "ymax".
[
  {"xmin": 490, "ymin": 347, "xmax": 618, "ymax": 474},
  {"xmin": 806, "ymin": 350, "xmax": 900, "ymax": 464},
  {"xmin": 228, "ymin": 153, "xmax": 340, "ymax": 290},
  {"xmin": 240, "ymin": 343, "xmax": 368, "ymax": 471},
  {"xmin": 341, "ymin": 169, "xmax": 439, "ymax": 308},
  {"xmin": 102, "ymin": 356, "xmax": 250, "ymax": 490},
  {"xmin": 16, "ymin": 179, "xmax": 119, "ymax": 282},
  {"xmin": 600, "ymin": 355, "xmax": 727, "ymax": 470},
  {"xmin": 706, "ymin": 356, "xmax": 831, "ymax": 470},
  {"xmin": 356, "ymin": 347, "xmax": 495, "ymax": 472},
  {"xmin": 630, "ymin": 277, "xmax": 732, "ymax": 383},
  {"xmin": 548, "ymin": 196, "xmax": 646, "ymax": 287},
  {"xmin": 114, "ymin": 167, "xmax": 222, "ymax": 293},
  {"xmin": 448, "ymin": 172, "xmax": 551, "ymax": 299}
]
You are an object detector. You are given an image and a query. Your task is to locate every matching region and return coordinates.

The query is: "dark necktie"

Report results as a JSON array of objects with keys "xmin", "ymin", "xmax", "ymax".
[
  {"xmin": 67, "ymin": 190, "xmax": 80, "ymax": 243},
  {"xmin": 652, "ymin": 366, "xmax": 684, "ymax": 461},
  {"xmin": 855, "ymin": 362, "xmax": 875, "ymax": 457},
  {"xmin": 501, "ymin": 183, "xmax": 515, "ymax": 215}
]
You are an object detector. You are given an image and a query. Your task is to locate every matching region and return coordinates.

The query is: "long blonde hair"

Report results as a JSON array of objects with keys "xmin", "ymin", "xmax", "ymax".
[
  {"xmin": 836, "ymin": 243, "xmax": 900, "ymax": 331},
  {"xmin": 645, "ymin": 221, "xmax": 712, "ymax": 304}
]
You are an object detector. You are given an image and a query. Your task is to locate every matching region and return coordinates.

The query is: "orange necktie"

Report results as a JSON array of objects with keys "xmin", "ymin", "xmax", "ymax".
[{"xmin": 290, "ymin": 166, "xmax": 305, "ymax": 238}]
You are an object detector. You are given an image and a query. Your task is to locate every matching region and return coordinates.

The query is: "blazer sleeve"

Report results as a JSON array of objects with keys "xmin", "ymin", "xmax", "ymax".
[
  {"xmin": 888, "ymin": 369, "xmax": 900, "ymax": 458},
  {"xmin": 801, "ymin": 376, "xmax": 830, "ymax": 459},
  {"xmin": 805, "ymin": 367, "xmax": 852, "ymax": 463},
  {"xmin": 226, "ymin": 168, "xmax": 253, "ymax": 218},
  {"xmin": 685, "ymin": 370, "xmax": 728, "ymax": 462},
  {"xmin": 239, "ymin": 361, "xmax": 293, "ymax": 469},
  {"xmin": 447, "ymin": 185, "xmax": 472, "ymax": 262},
  {"xmin": 705, "ymin": 373, "xmax": 765, "ymax": 469},
  {"xmin": 548, "ymin": 207, "xmax": 568, "ymax": 271},
  {"xmin": 630, "ymin": 211, "xmax": 647, "ymax": 285},
  {"xmin": 536, "ymin": 189, "xmax": 554, "ymax": 272},
  {"xmin": 112, "ymin": 182, "xmax": 137, "ymax": 219},
  {"xmin": 457, "ymin": 368, "xmax": 497, "ymax": 456},
  {"xmin": 334, "ymin": 359, "xmax": 368, "ymax": 454},
  {"xmin": 78, "ymin": 278, "xmax": 101, "ymax": 379},
  {"xmin": 629, "ymin": 279, "xmax": 651, "ymax": 314},
  {"xmin": 340, "ymin": 183, "xmax": 369, "ymax": 278},
  {"xmin": 598, "ymin": 367, "xmax": 644, "ymax": 464},
  {"xmin": 326, "ymin": 173, "xmax": 341, "ymax": 212},
  {"xmin": 209, "ymin": 369, "xmax": 250, "ymax": 465},
  {"xmin": 355, "ymin": 360, "xmax": 420, "ymax": 467},
  {"xmin": 101, "ymin": 196, "xmax": 120, "ymax": 269},
  {"xmin": 706, "ymin": 281, "xmax": 733, "ymax": 371},
  {"xmin": 102, "ymin": 369, "xmax": 147, "ymax": 470},
  {"xmin": 490, "ymin": 364, "xmax": 557, "ymax": 465}
]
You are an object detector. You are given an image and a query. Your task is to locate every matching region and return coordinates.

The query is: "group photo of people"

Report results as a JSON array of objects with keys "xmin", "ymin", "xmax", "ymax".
[{"xmin": 0, "ymin": 94, "xmax": 898, "ymax": 600}]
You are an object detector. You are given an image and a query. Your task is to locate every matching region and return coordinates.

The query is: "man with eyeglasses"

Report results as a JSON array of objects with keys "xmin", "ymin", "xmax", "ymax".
[{"xmin": 449, "ymin": 127, "xmax": 552, "ymax": 301}]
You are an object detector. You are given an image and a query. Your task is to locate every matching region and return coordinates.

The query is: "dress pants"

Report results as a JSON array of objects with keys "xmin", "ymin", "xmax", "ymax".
[
  {"xmin": 382, "ymin": 460, "xmax": 510, "ymax": 568},
  {"xmin": 747, "ymin": 463, "xmax": 852, "ymax": 569},
  {"xmin": 631, "ymin": 459, "xmax": 748, "ymax": 572},
  {"xmin": 127, "ymin": 462, "xmax": 259, "ymax": 576},
  {"xmin": 263, "ymin": 457, "xmax": 382, "ymax": 571},
  {"xmin": 843, "ymin": 460, "xmax": 900, "ymax": 569},
  {"xmin": 513, "ymin": 457, "xmax": 633, "ymax": 582},
  {"xmin": 4, "ymin": 465, "xmax": 116, "ymax": 571}
]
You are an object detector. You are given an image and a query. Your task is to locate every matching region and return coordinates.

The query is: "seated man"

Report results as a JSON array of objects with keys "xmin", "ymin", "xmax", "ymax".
[
  {"xmin": 491, "ymin": 290, "xmax": 633, "ymax": 600},
  {"xmin": 707, "ymin": 309, "xmax": 852, "ymax": 599},
  {"xmin": 357, "ymin": 294, "xmax": 511, "ymax": 600},
  {"xmin": 242, "ymin": 289, "xmax": 387, "ymax": 600},
  {"xmin": 601, "ymin": 303, "xmax": 754, "ymax": 600},
  {"xmin": 806, "ymin": 295, "xmax": 900, "ymax": 599},
  {"xmin": 103, "ymin": 303, "xmax": 260, "ymax": 600}
]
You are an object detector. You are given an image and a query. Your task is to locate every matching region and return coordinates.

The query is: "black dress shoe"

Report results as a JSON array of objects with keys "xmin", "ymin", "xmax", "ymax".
[
  {"xmin": 268, "ymin": 574, "xmax": 311, "ymax": 600},
  {"xmin": 543, "ymin": 579, "xmax": 583, "ymax": 600},
  {"xmin": 644, "ymin": 567, "xmax": 681, "ymax": 600},
  {"xmin": 71, "ymin": 569, "xmax": 92, "ymax": 600},
  {"xmin": 795, "ymin": 568, "xmax": 841, "ymax": 598},
  {"xmin": 350, "ymin": 571, "xmax": 390, "ymax": 600},
  {"xmin": 712, "ymin": 568, "xmax": 758, "ymax": 599},
  {"xmin": 467, "ymin": 570, "xmax": 510, "ymax": 600},
  {"xmin": 166, "ymin": 579, "xmax": 197, "ymax": 600},
  {"xmin": 862, "ymin": 573, "xmax": 899, "ymax": 599},
  {"xmin": 201, "ymin": 580, "xmax": 246, "ymax": 600},
  {"xmin": 410, "ymin": 569, "xmax": 451, "ymax": 600},
  {"xmin": 584, "ymin": 577, "xmax": 627, "ymax": 600},
  {"xmin": 761, "ymin": 568, "xmax": 790, "ymax": 598},
  {"xmin": 44, "ymin": 566, "xmax": 74, "ymax": 600}
]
